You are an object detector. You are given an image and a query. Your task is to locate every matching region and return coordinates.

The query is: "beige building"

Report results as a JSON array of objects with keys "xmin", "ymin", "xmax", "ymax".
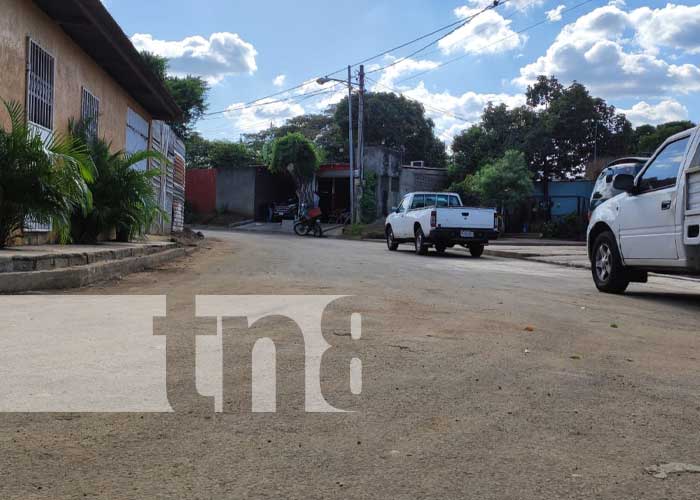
[
  {"xmin": 0, "ymin": 0, "xmax": 185, "ymax": 238},
  {"xmin": 0, "ymin": 0, "xmax": 180, "ymax": 149}
]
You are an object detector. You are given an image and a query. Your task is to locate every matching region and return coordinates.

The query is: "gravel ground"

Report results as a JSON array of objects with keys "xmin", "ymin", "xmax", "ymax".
[{"xmin": 1, "ymin": 231, "xmax": 700, "ymax": 499}]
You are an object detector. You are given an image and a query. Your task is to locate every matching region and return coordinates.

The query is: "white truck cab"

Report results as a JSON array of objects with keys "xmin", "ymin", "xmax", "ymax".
[
  {"xmin": 385, "ymin": 192, "xmax": 498, "ymax": 257},
  {"xmin": 588, "ymin": 126, "xmax": 700, "ymax": 293}
]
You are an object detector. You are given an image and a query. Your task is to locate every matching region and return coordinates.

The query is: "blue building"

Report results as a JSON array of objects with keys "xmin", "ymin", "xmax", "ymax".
[{"xmin": 532, "ymin": 180, "xmax": 594, "ymax": 219}]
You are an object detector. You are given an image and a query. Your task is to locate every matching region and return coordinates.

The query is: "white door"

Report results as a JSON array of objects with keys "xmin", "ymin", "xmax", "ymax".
[
  {"xmin": 618, "ymin": 136, "xmax": 690, "ymax": 260},
  {"xmin": 393, "ymin": 195, "xmax": 411, "ymax": 238}
]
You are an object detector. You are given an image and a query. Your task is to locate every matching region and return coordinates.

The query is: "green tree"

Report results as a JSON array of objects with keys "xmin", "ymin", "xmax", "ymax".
[
  {"xmin": 471, "ymin": 150, "xmax": 533, "ymax": 211},
  {"xmin": 208, "ymin": 140, "xmax": 257, "ymax": 168},
  {"xmin": 0, "ymin": 101, "xmax": 94, "ymax": 247},
  {"xmin": 634, "ymin": 120, "xmax": 695, "ymax": 154},
  {"xmin": 268, "ymin": 133, "xmax": 320, "ymax": 206},
  {"xmin": 140, "ymin": 52, "xmax": 209, "ymax": 139},
  {"xmin": 334, "ymin": 92, "xmax": 447, "ymax": 168}
]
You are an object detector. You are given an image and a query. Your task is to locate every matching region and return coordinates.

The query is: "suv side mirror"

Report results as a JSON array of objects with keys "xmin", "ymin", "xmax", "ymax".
[{"xmin": 613, "ymin": 173, "xmax": 636, "ymax": 193}]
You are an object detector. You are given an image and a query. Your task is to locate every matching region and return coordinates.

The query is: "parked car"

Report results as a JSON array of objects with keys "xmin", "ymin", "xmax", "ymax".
[
  {"xmin": 588, "ymin": 126, "xmax": 700, "ymax": 293},
  {"xmin": 271, "ymin": 199, "xmax": 298, "ymax": 221},
  {"xmin": 385, "ymin": 192, "xmax": 498, "ymax": 257},
  {"xmin": 590, "ymin": 157, "xmax": 649, "ymax": 215}
]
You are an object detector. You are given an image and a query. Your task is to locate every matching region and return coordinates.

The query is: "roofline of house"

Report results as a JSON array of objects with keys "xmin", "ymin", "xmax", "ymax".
[{"xmin": 33, "ymin": 0, "xmax": 182, "ymax": 121}]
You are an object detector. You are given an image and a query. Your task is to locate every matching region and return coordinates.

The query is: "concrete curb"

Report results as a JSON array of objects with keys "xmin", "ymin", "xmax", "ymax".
[
  {"xmin": 0, "ymin": 247, "xmax": 194, "ymax": 293},
  {"xmin": 483, "ymin": 248, "xmax": 590, "ymax": 270},
  {"xmin": 0, "ymin": 242, "xmax": 177, "ymax": 273}
]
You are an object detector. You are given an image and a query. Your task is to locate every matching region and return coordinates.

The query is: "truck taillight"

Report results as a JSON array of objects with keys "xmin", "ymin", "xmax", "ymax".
[{"xmin": 430, "ymin": 210, "xmax": 437, "ymax": 228}]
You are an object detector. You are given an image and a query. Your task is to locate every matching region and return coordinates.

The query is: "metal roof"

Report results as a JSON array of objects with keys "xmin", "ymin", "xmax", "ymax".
[{"xmin": 33, "ymin": 0, "xmax": 182, "ymax": 121}]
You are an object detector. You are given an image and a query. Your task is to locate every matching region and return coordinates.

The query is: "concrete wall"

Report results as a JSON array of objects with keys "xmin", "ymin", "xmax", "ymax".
[
  {"xmin": 399, "ymin": 166, "xmax": 449, "ymax": 197},
  {"xmin": 0, "ymin": 0, "xmax": 151, "ymax": 149},
  {"xmin": 215, "ymin": 167, "xmax": 257, "ymax": 217},
  {"xmin": 186, "ymin": 169, "xmax": 217, "ymax": 214}
]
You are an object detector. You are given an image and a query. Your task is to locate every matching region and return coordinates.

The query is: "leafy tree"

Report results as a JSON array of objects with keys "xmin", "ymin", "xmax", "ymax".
[
  {"xmin": 334, "ymin": 92, "xmax": 447, "ymax": 168},
  {"xmin": 208, "ymin": 140, "xmax": 258, "ymax": 168},
  {"xmin": 634, "ymin": 120, "xmax": 695, "ymax": 154},
  {"xmin": 243, "ymin": 114, "xmax": 338, "ymax": 160},
  {"xmin": 140, "ymin": 52, "xmax": 209, "ymax": 139},
  {"xmin": 0, "ymin": 101, "xmax": 94, "ymax": 247},
  {"xmin": 184, "ymin": 132, "xmax": 213, "ymax": 169},
  {"xmin": 268, "ymin": 133, "xmax": 320, "ymax": 206},
  {"xmin": 471, "ymin": 150, "xmax": 532, "ymax": 210}
]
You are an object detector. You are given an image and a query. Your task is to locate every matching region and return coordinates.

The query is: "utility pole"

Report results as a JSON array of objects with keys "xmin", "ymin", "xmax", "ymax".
[
  {"xmin": 358, "ymin": 65, "xmax": 365, "ymax": 183},
  {"xmin": 347, "ymin": 65, "xmax": 355, "ymax": 224},
  {"xmin": 356, "ymin": 65, "xmax": 365, "ymax": 224}
]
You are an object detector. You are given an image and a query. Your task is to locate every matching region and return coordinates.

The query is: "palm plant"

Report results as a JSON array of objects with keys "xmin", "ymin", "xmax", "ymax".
[
  {"xmin": 0, "ymin": 100, "xmax": 94, "ymax": 248},
  {"xmin": 70, "ymin": 121, "xmax": 166, "ymax": 243}
]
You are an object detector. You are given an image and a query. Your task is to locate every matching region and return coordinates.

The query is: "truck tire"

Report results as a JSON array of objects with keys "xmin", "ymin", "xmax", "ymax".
[
  {"xmin": 414, "ymin": 227, "xmax": 428, "ymax": 255},
  {"xmin": 592, "ymin": 231, "xmax": 629, "ymax": 294},
  {"xmin": 468, "ymin": 244, "xmax": 484, "ymax": 258},
  {"xmin": 386, "ymin": 226, "xmax": 399, "ymax": 251}
]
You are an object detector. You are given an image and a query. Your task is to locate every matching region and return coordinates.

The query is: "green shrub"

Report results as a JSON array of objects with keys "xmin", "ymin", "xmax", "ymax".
[
  {"xmin": 0, "ymin": 100, "xmax": 94, "ymax": 247},
  {"xmin": 70, "ymin": 121, "xmax": 165, "ymax": 243},
  {"xmin": 360, "ymin": 172, "xmax": 378, "ymax": 223}
]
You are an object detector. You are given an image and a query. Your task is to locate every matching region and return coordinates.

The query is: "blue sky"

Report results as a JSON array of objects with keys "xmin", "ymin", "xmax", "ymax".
[{"xmin": 103, "ymin": 0, "xmax": 700, "ymax": 143}]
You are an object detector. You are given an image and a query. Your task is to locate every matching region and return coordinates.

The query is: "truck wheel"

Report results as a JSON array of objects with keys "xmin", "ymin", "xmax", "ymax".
[
  {"xmin": 414, "ymin": 227, "xmax": 428, "ymax": 255},
  {"xmin": 468, "ymin": 244, "xmax": 484, "ymax": 258},
  {"xmin": 592, "ymin": 231, "xmax": 629, "ymax": 294},
  {"xmin": 386, "ymin": 227, "xmax": 399, "ymax": 251},
  {"xmin": 435, "ymin": 244, "xmax": 446, "ymax": 255}
]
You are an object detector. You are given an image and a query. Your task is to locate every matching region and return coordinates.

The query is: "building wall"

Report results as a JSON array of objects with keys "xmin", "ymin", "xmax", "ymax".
[
  {"xmin": 0, "ymin": 0, "xmax": 151, "ymax": 149},
  {"xmin": 186, "ymin": 169, "xmax": 218, "ymax": 214},
  {"xmin": 399, "ymin": 166, "xmax": 449, "ymax": 197},
  {"xmin": 215, "ymin": 167, "xmax": 257, "ymax": 217}
]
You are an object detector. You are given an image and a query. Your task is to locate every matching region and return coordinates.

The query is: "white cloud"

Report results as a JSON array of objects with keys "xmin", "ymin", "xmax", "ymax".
[
  {"xmin": 514, "ymin": 4, "xmax": 700, "ymax": 98},
  {"xmin": 630, "ymin": 3, "xmax": 700, "ymax": 55},
  {"xmin": 131, "ymin": 32, "xmax": 257, "ymax": 84},
  {"xmin": 273, "ymin": 74, "xmax": 286, "ymax": 87},
  {"xmin": 546, "ymin": 5, "xmax": 566, "ymax": 22},
  {"xmin": 439, "ymin": 7, "xmax": 526, "ymax": 55},
  {"xmin": 375, "ymin": 57, "xmax": 440, "ymax": 89},
  {"xmin": 619, "ymin": 99, "xmax": 689, "ymax": 126},
  {"xmin": 224, "ymin": 98, "xmax": 304, "ymax": 134}
]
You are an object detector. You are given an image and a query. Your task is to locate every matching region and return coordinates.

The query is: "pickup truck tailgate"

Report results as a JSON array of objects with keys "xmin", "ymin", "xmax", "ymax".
[{"xmin": 436, "ymin": 208, "xmax": 494, "ymax": 229}]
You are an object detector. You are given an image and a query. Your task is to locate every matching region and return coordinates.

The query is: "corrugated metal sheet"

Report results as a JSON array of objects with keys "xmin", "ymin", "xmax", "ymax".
[
  {"xmin": 126, "ymin": 108, "xmax": 149, "ymax": 171},
  {"xmin": 149, "ymin": 121, "xmax": 186, "ymax": 233}
]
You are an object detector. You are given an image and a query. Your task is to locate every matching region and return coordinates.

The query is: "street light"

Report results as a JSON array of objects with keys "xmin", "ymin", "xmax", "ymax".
[{"xmin": 317, "ymin": 67, "xmax": 357, "ymax": 224}]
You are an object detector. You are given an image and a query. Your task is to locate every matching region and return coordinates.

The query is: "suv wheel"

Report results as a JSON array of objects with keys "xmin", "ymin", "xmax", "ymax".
[
  {"xmin": 592, "ymin": 231, "xmax": 629, "ymax": 294},
  {"xmin": 386, "ymin": 227, "xmax": 399, "ymax": 251}
]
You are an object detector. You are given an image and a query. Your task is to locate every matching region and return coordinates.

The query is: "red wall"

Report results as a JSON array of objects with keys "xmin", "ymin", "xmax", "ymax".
[{"xmin": 186, "ymin": 168, "xmax": 217, "ymax": 213}]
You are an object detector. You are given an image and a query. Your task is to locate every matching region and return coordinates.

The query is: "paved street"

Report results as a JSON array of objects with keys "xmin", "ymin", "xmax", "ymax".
[{"xmin": 2, "ymin": 231, "xmax": 700, "ymax": 499}]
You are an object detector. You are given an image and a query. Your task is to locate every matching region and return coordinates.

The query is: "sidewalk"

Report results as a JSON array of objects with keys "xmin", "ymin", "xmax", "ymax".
[
  {"xmin": 485, "ymin": 244, "xmax": 590, "ymax": 269},
  {"xmin": 0, "ymin": 239, "xmax": 192, "ymax": 293}
]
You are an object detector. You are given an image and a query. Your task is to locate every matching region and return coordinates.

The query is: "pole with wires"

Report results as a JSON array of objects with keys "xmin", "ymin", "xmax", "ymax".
[
  {"xmin": 358, "ymin": 65, "xmax": 365, "ymax": 212},
  {"xmin": 347, "ymin": 65, "xmax": 355, "ymax": 225}
]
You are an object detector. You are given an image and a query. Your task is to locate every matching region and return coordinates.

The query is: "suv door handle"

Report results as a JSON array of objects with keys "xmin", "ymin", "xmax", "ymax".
[{"xmin": 661, "ymin": 200, "xmax": 672, "ymax": 210}]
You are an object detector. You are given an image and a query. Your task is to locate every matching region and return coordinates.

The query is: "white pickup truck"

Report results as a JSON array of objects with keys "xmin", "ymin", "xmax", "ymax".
[
  {"xmin": 385, "ymin": 192, "xmax": 498, "ymax": 257},
  {"xmin": 588, "ymin": 125, "xmax": 700, "ymax": 293}
]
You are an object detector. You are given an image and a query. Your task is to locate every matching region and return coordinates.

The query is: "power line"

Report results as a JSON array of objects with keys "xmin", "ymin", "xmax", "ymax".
[
  {"xmin": 393, "ymin": 0, "xmax": 600, "ymax": 86},
  {"xmin": 365, "ymin": 76, "xmax": 472, "ymax": 122},
  {"xmin": 199, "ymin": 84, "xmax": 343, "ymax": 121},
  {"xmin": 367, "ymin": 0, "xmax": 510, "ymax": 76},
  {"xmin": 202, "ymin": 0, "xmax": 510, "ymax": 118}
]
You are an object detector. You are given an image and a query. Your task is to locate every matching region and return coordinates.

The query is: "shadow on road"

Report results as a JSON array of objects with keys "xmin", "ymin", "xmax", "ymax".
[{"xmin": 624, "ymin": 291, "xmax": 700, "ymax": 309}]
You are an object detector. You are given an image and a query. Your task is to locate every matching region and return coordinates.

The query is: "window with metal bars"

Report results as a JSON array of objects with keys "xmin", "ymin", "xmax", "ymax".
[
  {"xmin": 26, "ymin": 39, "xmax": 54, "ymax": 131},
  {"xmin": 81, "ymin": 87, "xmax": 99, "ymax": 139}
]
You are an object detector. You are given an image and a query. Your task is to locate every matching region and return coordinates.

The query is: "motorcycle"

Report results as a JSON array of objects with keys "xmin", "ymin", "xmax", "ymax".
[{"xmin": 293, "ymin": 204, "xmax": 323, "ymax": 237}]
